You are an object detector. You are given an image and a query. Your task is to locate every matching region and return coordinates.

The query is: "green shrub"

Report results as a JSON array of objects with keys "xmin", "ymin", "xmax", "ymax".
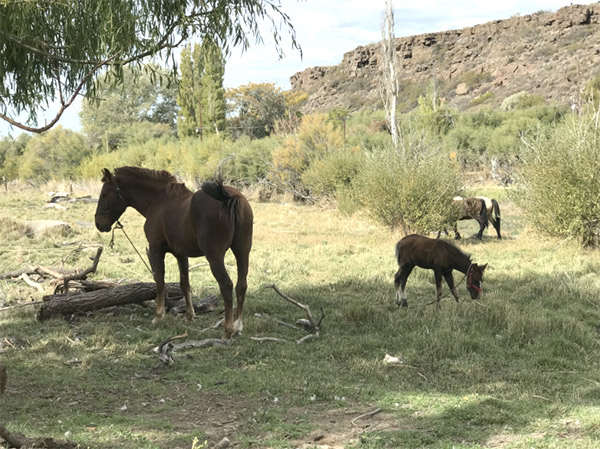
[
  {"xmin": 301, "ymin": 146, "xmax": 363, "ymax": 207},
  {"xmin": 516, "ymin": 109, "xmax": 600, "ymax": 247},
  {"xmin": 351, "ymin": 136, "xmax": 461, "ymax": 234},
  {"xmin": 271, "ymin": 113, "xmax": 344, "ymax": 197}
]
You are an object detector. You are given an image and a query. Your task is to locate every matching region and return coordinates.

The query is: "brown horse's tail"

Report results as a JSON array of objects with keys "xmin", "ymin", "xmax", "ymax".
[{"xmin": 201, "ymin": 178, "xmax": 240, "ymax": 225}]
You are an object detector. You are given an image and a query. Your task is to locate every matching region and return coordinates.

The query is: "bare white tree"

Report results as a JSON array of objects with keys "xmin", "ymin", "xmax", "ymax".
[{"xmin": 379, "ymin": 0, "xmax": 400, "ymax": 152}]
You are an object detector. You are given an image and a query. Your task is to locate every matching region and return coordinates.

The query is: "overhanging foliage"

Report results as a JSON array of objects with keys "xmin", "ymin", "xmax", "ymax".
[{"xmin": 0, "ymin": 0, "xmax": 300, "ymax": 132}]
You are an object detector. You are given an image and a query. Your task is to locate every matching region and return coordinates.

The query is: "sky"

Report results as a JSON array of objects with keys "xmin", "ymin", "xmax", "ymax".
[{"xmin": 1, "ymin": 0, "xmax": 595, "ymax": 137}]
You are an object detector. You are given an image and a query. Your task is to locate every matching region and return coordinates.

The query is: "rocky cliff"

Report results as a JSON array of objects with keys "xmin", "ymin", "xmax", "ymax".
[{"xmin": 290, "ymin": 4, "xmax": 600, "ymax": 113}]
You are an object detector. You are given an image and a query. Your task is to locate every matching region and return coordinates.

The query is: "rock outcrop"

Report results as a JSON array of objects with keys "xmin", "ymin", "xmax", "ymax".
[{"xmin": 290, "ymin": 4, "xmax": 600, "ymax": 112}]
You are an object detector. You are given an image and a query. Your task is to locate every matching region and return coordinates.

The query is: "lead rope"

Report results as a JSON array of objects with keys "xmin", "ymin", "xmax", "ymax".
[
  {"xmin": 417, "ymin": 265, "xmax": 471, "ymax": 308},
  {"xmin": 109, "ymin": 220, "xmax": 155, "ymax": 276}
]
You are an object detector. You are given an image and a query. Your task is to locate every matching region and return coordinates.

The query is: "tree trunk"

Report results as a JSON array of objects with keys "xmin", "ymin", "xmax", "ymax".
[{"xmin": 38, "ymin": 282, "xmax": 183, "ymax": 320}]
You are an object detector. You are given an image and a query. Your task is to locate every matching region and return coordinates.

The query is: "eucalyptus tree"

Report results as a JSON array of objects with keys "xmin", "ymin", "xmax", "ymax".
[{"xmin": 0, "ymin": 0, "xmax": 300, "ymax": 133}]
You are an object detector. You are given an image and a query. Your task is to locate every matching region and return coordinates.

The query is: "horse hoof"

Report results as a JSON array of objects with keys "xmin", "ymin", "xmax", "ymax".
[{"xmin": 185, "ymin": 313, "xmax": 195, "ymax": 322}]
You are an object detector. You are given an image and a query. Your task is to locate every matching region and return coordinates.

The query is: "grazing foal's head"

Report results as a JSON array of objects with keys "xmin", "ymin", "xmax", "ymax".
[
  {"xmin": 466, "ymin": 263, "xmax": 487, "ymax": 299},
  {"xmin": 94, "ymin": 168, "xmax": 128, "ymax": 232}
]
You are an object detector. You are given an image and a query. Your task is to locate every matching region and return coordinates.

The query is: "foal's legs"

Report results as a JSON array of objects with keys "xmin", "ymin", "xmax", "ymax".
[
  {"xmin": 434, "ymin": 270, "xmax": 444, "ymax": 308},
  {"xmin": 176, "ymin": 256, "xmax": 195, "ymax": 321},
  {"xmin": 442, "ymin": 270, "xmax": 459, "ymax": 302},
  {"xmin": 453, "ymin": 223, "xmax": 462, "ymax": 240},
  {"xmin": 394, "ymin": 264, "xmax": 414, "ymax": 308},
  {"xmin": 206, "ymin": 254, "xmax": 235, "ymax": 340}
]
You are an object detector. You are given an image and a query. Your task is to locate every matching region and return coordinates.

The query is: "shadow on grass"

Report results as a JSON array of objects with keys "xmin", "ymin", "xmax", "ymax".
[{"xmin": 1, "ymin": 264, "xmax": 598, "ymax": 449}]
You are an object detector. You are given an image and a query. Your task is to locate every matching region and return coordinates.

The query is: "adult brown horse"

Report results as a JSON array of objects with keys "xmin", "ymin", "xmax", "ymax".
[
  {"xmin": 94, "ymin": 167, "xmax": 253, "ymax": 340},
  {"xmin": 394, "ymin": 234, "xmax": 487, "ymax": 308},
  {"xmin": 452, "ymin": 196, "xmax": 501, "ymax": 240}
]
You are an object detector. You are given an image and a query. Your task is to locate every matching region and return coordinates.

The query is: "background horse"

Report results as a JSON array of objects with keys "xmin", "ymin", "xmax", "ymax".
[
  {"xmin": 452, "ymin": 196, "xmax": 501, "ymax": 240},
  {"xmin": 94, "ymin": 167, "xmax": 253, "ymax": 340},
  {"xmin": 394, "ymin": 234, "xmax": 487, "ymax": 307}
]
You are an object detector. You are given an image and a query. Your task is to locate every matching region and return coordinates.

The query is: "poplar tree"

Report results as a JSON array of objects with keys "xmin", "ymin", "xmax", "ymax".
[
  {"xmin": 177, "ymin": 40, "xmax": 226, "ymax": 138},
  {"xmin": 177, "ymin": 46, "xmax": 200, "ymax": 138}
]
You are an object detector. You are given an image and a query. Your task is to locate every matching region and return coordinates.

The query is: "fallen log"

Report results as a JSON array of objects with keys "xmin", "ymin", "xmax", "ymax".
[{"xmin": 38, "ymin": 282, "xmax": 184, "ymax": 320}]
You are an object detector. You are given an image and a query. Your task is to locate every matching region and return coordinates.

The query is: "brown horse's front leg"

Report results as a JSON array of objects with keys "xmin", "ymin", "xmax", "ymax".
[
  {"xmin": 176, "ymin": 256, "xmax": 195, "ymax": 322},
  {"xmin": 149, "ymin": 248, "xmax": 167, "ymax": 324}
]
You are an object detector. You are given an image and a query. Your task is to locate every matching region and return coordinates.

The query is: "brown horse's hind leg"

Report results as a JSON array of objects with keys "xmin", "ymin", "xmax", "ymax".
[
  {"xmin": 207, "ymin": 255, "xmax": 235, "ymax": 340},
  {"xmin": 232, "ymin": 249, "xmax": 249, "ymax": 335},
  {"xmin": 176, "ymin": 256, "xmax": 195, "ymax": 322}
]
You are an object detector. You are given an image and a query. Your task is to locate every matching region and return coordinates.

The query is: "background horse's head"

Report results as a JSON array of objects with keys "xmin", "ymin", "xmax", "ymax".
[
  {"xmin": 466, "ymin": 263, "xmax": 487, "ymax": 299},
  {"xmin": 94, "ymin": 168, "xmax": 128, "ymax": 232}
]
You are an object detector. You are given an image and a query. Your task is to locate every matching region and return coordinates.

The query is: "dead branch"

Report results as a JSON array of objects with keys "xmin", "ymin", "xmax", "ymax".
[
  {"xmin": 155, "ymin": 337, "xmax": 231, "ymax": 366},
  {"xmin": 263, "ymin": 284, "xmax": 325, "ymax": 331},
  {"xmin": 351, "ymin": 408, "xmax": 382, "ymax": 428},
  {"xmin": 250, "ymin": 334, "xmax": 318, "ymax": 345},
  {"xmin": 0, "ymin": 265, "xmax": 66, "ymax": 281},
  {"xmin": 0, "ymin": 301, "xmax": 45, "ymax": 313},
  {"xmin": 60, "ymin": 247, "xmax": 103, "ymax": 294},
  {"xmin": 254, "ymin": 312, "xmax": 302, "ymax": 330},
  {"xmin": 0, "ymin": 423, "xmax": 77, "ymax": 449},
  {"xmin": 250, "ymin": 336, "xmax": 290, "ymax": 343},
  {"xmin": 18, "ymin": 273, "xmax": 44, "ymax": 292}
]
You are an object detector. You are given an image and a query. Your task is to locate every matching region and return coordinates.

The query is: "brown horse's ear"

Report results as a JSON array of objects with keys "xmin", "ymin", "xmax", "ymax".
[
  {"xmin": 101, "ymin": 168, "xmax": 112, "ymax": 183},
  {"xmin": 480, "ymin": 263, "xmax": 488, "ymax": 271}
]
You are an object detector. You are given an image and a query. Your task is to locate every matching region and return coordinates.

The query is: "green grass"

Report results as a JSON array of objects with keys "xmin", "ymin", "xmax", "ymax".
[{"xmin": 0, "ymin": 183, "xmax": 599, "ymax": 448}]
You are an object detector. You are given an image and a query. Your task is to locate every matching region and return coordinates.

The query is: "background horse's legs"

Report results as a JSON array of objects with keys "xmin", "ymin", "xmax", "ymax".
[
  {"xmin": 453, "ymin": 223, "xmax": 462, "ymax": 240},
  {"xmin": 475, "ymin": 218, "xmax": 486, "ymax": 239},
  {"xmin": 442, "ymin": 271, "xmax": 459, "ymax": 302},
  {"xmin": 394, "ymin": 264, "xmax": 413, "ymax": 308},
  {"xmin": 207, "ymin": 255, "xmax": 235, "ymax": 340},
  {"xmin": 176, "ymin": 256, "xmax": 194, "ymax": 321},
  {"xmin": 491, "ymin": 217, "xmax": 502, "ymax": 239},
  {"xmin": 148, "ymin": 247, "xmax": 167, "ymax": 323}
]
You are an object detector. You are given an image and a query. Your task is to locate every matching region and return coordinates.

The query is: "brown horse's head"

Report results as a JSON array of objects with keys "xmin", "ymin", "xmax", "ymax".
[
  {"xmin": 94, "ymin": 168, "xmax": 129, "ymax": 232},
  {"xmin": 466, "ymin": 263, "xmax": 487, "ymax": 299}
]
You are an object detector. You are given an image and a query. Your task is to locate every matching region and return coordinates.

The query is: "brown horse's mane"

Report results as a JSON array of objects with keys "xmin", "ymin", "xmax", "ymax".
[{"xmin": 114, "ymin": 166, "xmax": 191, "ymax": 196}]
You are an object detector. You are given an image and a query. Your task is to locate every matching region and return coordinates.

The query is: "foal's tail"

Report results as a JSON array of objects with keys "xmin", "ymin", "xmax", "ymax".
[{"xmin": 394, "ymin": 240, "xmax": 403, "ymax": 266}]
